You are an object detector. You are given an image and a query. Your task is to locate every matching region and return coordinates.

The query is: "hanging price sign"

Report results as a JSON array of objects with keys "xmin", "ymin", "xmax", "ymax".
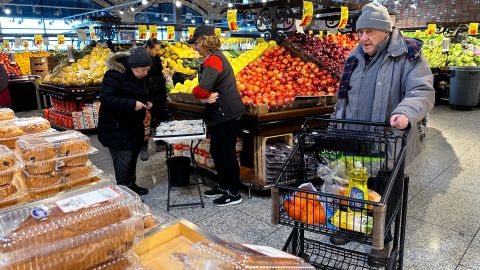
[
  {"xmin": 227, "ymin": 9, "xmax": 239, "ymax": 31},
  {"xmin": 57, "ymin": 35, "xmax": 65, "ymax": 45},
  {"xmin": 23, "ymin": 40, "xmax": 29, "ymax": 50},
  {"xmin": 149, "ymin": 25, "xmax": 158, "ymax": 39},
  {"xmin": 34, "ymin": 35, "xmax": 43, "ymax": 46},
  {"xmin": 89, "ymin": 24, "xmax": 97, "ymax": 40},
  {"xmin": 425, "ymin": 24, "xmax": 436, "ymax": 36},
  {"xmin": 215, "ymin": 28, "xmax": 221, "ymax": 36},
  {"xmin": 167, "ymin": 26, "xmax": 175, "ymax": 40},
  {"xmin": 338, "ymin": 6, "xmax": 349, "ymax": 29},
  {"xmin": 188, "ymin": 27, "xmax": 195, "ymax": 40},
  {"xmin": 299, "ymin": 1, "xmax": 313, "ymax": 27},
  {"xmin": 138, "ymin": 25, "xmax": 147, "ymax": 39},
  {"xmin": 3, "ymin": 40, "xmax": 9, "ymax": 49},
  {"xmin": 468, "ymin": 23, "xmax": 478, "ymax": 35}
]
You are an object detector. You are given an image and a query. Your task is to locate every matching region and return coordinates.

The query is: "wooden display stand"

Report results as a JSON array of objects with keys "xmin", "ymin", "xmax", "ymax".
[
  {"xmin": 135, "ymin": 219, "xmax": 225, "ymax": 270},
  {"xmin": 30, "ymin": 56, "xmax": 60, "ymax": 78}
]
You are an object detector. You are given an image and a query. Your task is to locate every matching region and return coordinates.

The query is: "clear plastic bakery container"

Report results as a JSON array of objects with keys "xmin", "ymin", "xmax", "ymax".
[
  {"xmin": 0, "ymin": 108, "xmax": 15, "ymax": 121},
  {"xmin": 0, "ymin": 145, "xmax": 21, "ymax": 185},
  {"xmin": 15, "ymin": 130, "xmax": 99, "ymax": 173},
  {"xmin": 0, "ymin": 124, "xmax": 56, "ymax": 149},
  {"xmin": 22, "ymin": 163, "xmax": 103, "ymax": 194},
  {"xmin": 88, "ymin": 251, "xmax": 149, "ymax": 270},
  {"xmin": 0, "ymin": 184, "xmax": 146, "ymax": 270},
  {"xmin": 11, "ymin": 117, "xmax": 51, "ymax": 134},
  {"xmin": 0, "ymin": 175, "xmax": 27, "ymax": 209}
]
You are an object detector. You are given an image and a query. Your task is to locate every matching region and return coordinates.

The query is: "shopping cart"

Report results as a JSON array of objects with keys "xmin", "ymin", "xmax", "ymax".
[{"xmin": 271, "ymin": 117, "xmax": 410, "ymax": 269}]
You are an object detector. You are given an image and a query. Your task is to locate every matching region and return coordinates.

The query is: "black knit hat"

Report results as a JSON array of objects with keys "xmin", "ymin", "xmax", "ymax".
[
  {"xmin": 187, "ymin": 25, "xmax": 215, "ymax": 44},
  {"xmin": 128, "ymin": 47, "xmax": 153, "ymax": 68}
]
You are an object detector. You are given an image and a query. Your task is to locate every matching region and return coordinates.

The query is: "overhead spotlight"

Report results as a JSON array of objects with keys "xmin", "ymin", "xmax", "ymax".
[
  {"xmin": 130, "ymin": 6, "xmax": 135, "ymax": 12},
  {"xmin": 191, "ymin": 19, "xmax": 195, "ymax": 24},
  {"xmin": 246, "ymin": 23, "xmax": 250, "ymax": 26},
  {"xmin": 175, "ymin": 1, "xmax": 182, "ymax": 7},
  {"xmin": 163, "ymin": 17, "xmax": 168, "ymax": 22},
  {"xmin": 394, "ymin": 0, "xmax": 400, "ymax": 4},
  {"xmin": 228, "ymin": 3, "xmax": 233, "ymax": 8},
  {"xmin": 315, "ymin": 14, "xmax": 320, "ymax": 18},
  {"xmin": 261, "ymin": 0, "xmax": 267, "ymax": 2},
  {"xmin": 205, "ymin": 19, "xmax": 209, "ymax": 24},
  {"xmin": 142, "ymin": 0, "xmax": 148, "ymax": 5},
  {"xmin": 410, "ymin": 4, "xmax": 417, "ymax": 9},
  {"xmin": 4, "ymin": 8, "xmax": 11, "ymax": 15},
  {"xmin": 119, "ymin": 10, "xmax": 124, "ymax": 15}
]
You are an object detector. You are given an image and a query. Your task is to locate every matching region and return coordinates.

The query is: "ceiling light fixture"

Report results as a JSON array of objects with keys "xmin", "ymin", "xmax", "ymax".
[
  {"xmin": 142, "ymin": 0, "xmax": 148, "ymax": 5},
  {"xmin": 119, "ymin": 10, "xmax": 124, "ymax": 15},
  {"xmin": 175, "ymin": 1, "xmax": 182, "ymax": 7},
  {"xmin": 205, "ymin": 19, "xmax": 209, "ymax": 24},
  {"xmin": 4, "ymin": 8, "xmax": 11, "ymax": 15},
  {"xmin": 315, "ymin": 14, "xmax": 320, "ymax": 18},
  {"xmin": 261, "ymin": 0, "xmax": 267, "ymax": 3},
  {"xmin": 163, "ymin": 17, "xmax": 168, "ymax": 22},
  {"xmin": 228, "ymin": 3, "xmax": 233, "ymax": 8},
  {"xmin": 191, "ymin": 19, "xmax": 195, "ymax": 23},
  {"xmin": 130, "ymin": 6, "xmax": 135, "ymax": 12},
  {"xmin": 410, "ymin": 3, "xmax": 417, "ymax": 9}
]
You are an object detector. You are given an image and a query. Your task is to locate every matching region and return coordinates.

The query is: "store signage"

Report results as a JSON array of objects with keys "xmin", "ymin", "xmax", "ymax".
[
  {"xmin": 299, "ymin": 1, "xmax": 313, "ymax": 27},
  {"xmin": 415, "ymin": 30, "xmax": 421, "ymax": 37},
  {"xmin": 468, "ymin": 23, "xmax": 478, "ymax": 35},
  {"xmin": 22, "ymin": 40, "xmax": 29, "ymax": 50},
  {"xmin": 227, "ymin": 9, "xmax": 239, "ymax": 31},
  {"xmin": 14, "ymin": 37, "xmax": 21, "ymax": 48},
  {"xmin": 149, "ymin": 25, "xmax": 158, "ymax": 39},
  {"xmin": 138, "ymin": 25, "xmax": 147, "ymax": 39},
  {"xmin": 34, "ymin": 35, "xmax": 43, "ymax": 46},
  {"xmin": 338, "ymin": 6, "xmax": 349, "ymax": 29},
  {"xmin": 188, "ymin": 27, "xmax": 195, "ymax": 40},
  {"xmin": 2, "ymin": 40, "xmax": 9, "ymax": 49},
  {"xmin": 215, "ymin": 28, "xmax": 221, "ymax": 36},
  {"xmin": 425, "ymin": 24, "xmax": 436, "ymax": 36},
  {"xmin": 89, "ymin": 24, "xmax": 97, "ymax": 40},
  {"xmin": 77, "ymin": 29, "xmax": 87, "ymax": 41},
  {"xmin": 57, "ymin": 35, "xmax": 65, "ymax": 45},
  {"xmin": 167, "ymin": 26, "xmax": 175, "ymax": 40}
]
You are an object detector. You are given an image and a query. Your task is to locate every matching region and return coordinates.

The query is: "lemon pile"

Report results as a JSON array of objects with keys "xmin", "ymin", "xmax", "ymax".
[
  {"xmin": 44, "ymin": 46, "xmax": 111, "ymax": 86},
  {"xmin": 170, "ymin": 41, "xmax": 276, "ymax": 94},
  {"xmin": 160, "ymin": 42, "xmax": 199, "ymax": 76},
  {"xmin": 15, "ymin": 51, "xmax": 50, "ymax": 74}
]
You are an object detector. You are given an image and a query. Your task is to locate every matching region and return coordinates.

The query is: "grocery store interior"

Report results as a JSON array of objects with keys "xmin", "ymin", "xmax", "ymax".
[{"xmin": 1, "ymin": 0, "xmax": 479, "ymax": 269}]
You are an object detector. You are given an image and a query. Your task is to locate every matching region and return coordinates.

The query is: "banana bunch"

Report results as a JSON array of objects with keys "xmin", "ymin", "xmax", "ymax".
[{"xmin": 423, "ymin": 45, "xmax": 447, "ymax": 68}]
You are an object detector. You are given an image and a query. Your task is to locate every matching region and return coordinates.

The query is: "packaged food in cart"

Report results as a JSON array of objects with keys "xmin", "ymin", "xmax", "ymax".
[
  {"xmin": 0, "ymin": 184, "xmax": 146, "ymax": 270},
  {"xmin": 0, "ymin": 108, "xmax": 15, "ymax": 121},
  {"xmin": 15, "ymin": 130, "xmax": 98, "ymax": 174},
  {"xmin": 0, "ymin": 145, "xmax": 21, "ymax": 185}
]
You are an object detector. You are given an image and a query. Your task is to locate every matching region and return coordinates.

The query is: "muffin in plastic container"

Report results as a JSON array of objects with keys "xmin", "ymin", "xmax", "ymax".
[
  {"xmin": 87, "ymin": 251, "xmax": 150, "ymax": 270},
  {"xmin": 0, "ymin": 122, "xmax": 24, "ymax": 149},
  {"xmin": 0, "ymin": 184, "xmax": 147, "ymax": 270},
  {"xmin": 0, "ymin": 145, "xmax": 21, "ymax": 185},
  {"xmin": 21, "ymin": 170, "xmax": 62, "ymax": 191},
  {"xmin": 0, "ymin": 175, "xmax": 26, "ymax": 209},
  {"xmin": 0, "ymin": 108, "xmax": 15, "ymax": 121},
  {"xmin": 12, "ymin": 117, "xmax": 51, "ymax": 134}
]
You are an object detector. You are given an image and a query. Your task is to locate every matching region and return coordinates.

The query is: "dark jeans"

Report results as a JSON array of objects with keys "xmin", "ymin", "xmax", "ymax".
[
  {"xmin": 109, "ymin": 148, "xmax": 140, "ymax": 186},
  {"xmin": 209, "ymin": 119, "xmax": 241, "ymax": 195}
]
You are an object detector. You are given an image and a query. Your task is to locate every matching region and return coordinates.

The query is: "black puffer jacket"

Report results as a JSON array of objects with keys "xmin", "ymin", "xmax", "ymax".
[
  {"xmin": 147, "ymin": 56, "xmax": 167, "ymax": 126},
  {"xmin": 98, "ymin": 52, "xmax": 150, "ymax": 151}
]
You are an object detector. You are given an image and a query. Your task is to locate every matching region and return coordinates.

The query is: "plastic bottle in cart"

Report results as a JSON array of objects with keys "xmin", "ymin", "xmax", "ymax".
[{"xmin": 346, "ymin": 161, "xmax": 369, "ymax": 210}]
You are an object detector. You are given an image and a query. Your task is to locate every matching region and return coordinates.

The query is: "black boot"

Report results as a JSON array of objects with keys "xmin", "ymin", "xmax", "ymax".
[
  {"xmin": 329, "ymin": 235, "xmax": 352, "ymax": 245},
  {"xmin": 129, "ymin": 183, "xmax": 149, "ymax": 195},
  {"xmin": 140, "ymin": 143, "xmax": 149, "ymax": 161},
  {"xmin": 155, "ymin": 141, "xmax": 165, "ymax": 152}
]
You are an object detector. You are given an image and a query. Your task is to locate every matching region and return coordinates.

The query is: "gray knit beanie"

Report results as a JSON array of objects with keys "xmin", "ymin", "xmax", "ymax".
[
  {"xmin": 128, "ymin": 47, "xmax": 153, "ymax": 68},
  {"xmin": 356, "ymin": 2, "xmax": 392, "ymax": 32}
]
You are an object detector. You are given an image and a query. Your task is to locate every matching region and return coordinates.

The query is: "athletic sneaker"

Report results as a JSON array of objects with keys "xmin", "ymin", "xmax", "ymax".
[
  {"xmin": 203, "ymin": 185, "xmax": 228, "ymax": 198},
  {"xmin": 213, "ymin": 192, "xmax": 242, "ymax": 206}
]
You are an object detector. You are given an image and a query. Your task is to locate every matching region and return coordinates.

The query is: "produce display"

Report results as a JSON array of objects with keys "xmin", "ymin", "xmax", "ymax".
[
  {"xmin": 0, "ymin": 53, "xmax": 22, "ymax": 78},
  {"xmin": 160, "ymin": 41, "xmax": 200, "ymax": 75},
  {"xmin": 14, "ymin": 51, "xmax": 50, "ymax": 74},
  {"xmin": 43, "ymin": 46, "xmax": 111, "ymax": 86},
  {"xmin": 236, "ymin": 45, "xmax": 339, "ymax": 110},
  {"xmin": 284, "ymin": 33, "xmax": 358, "ymax": 76}
]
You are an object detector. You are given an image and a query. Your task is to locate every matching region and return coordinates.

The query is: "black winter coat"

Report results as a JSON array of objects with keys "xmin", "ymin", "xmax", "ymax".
[
  {"xmin": 147, "ymin": 56, "xmax": 167, "ymax": 125},
  {"xmin": 98, "ymin": 52, "xmax": 150, "ymax": 151}
]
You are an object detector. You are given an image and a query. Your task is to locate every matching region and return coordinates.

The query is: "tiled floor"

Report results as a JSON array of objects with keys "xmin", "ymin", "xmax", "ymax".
[{"xmin": 21, "ymin": 105, "xmax": 480, "ymax": 269}]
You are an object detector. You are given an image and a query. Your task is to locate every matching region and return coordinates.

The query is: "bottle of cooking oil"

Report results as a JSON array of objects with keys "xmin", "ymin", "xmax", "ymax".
[{"xmin": 346, "ymin": 161, "xmax": 369, "ymax": 210}]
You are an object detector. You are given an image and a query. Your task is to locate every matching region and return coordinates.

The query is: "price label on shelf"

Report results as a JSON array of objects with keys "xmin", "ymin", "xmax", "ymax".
[
  {"xmin": 319, "ymin": 30, "xmax": 323, "ymax": 38},
  {"xmin": 425, "ymin": 24, "xmax": 436, "ymax": 36},
  {"xmin": 57, "ymin": 34, "xmax": 65, "ymax": 45},
  {"xmin": 299, "ymin": 1, "xmax": 313, "ymax": 27},
  {"xmin": 338, "ymin": 6, "xmax": 349, "ymax": 29},
  {"xmin": 22, "ymin": 40, "xmax": 29, "ymax": 50},
  {"xmin": 309, "ymin": 30, "xmax": 313, "ymax": 35},
  {"xmin": 227, "ymin": 9, "xmax": 239, "ymax": 31},
  {"xmin": 442, "ymin": 38, "xmax": 450, "ymax": 52},
  {"xmin": 469, "ymin": 23, "xmax": 478, "ymax": 35},
  {"xmin": 188, "ymin": 27, "xmax": 195, "ymax": 40},
  {"xmin": 167, "ymin": 26, "xmax": 175, "ymax": 40},
  {"xmin": 34, "ymin": 35, "xmax": 43, "ymax": 46},
  {"xmin": 138, "ymin": 25, "xmax": 147, "ymax": 40},
  {"xmin": 215, "ymin": 28, "xmax": 221, "ymax": 36},
  {"xmin": 89, "ymin": 24, "xmax": 97, "ymax": 40},
  {"xmin": 149, "ymin": 25, "xmax": 158, "ymax": 39}
]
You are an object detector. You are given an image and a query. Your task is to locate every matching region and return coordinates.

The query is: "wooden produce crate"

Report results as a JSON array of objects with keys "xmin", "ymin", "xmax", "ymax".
[
  {"xmin": 30, "ymin": 56, "xmax": 60, "ymax": 78},
  {"xmin": 135, "ymin": 219, "xmax": 225, "ymax": 270}
]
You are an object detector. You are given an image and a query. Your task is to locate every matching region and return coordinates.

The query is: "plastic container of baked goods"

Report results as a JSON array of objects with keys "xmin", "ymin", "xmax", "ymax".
[
  {"xmin": 0, "ymin": 144, "xmax": 21, "ymax": 186},
  {"xmin": 0, "ymin": 184, "xmax": 146, "ymax": 270},
  {"xmin": 0, "ymin": 108, "xmax": 15, "ymax": 121},
  {"xmin": 0, "ymin": 119, "xmax": 55, "ymax": 149},
  {"xmin": 88, "ymin": 251, "xmax": 149, "ymax": 270},
  {"xmin": 15, "ymin": 130, "xmax": 99, "ymax": 173},
  {"xmin": 21, "ymin": 162, "xmax": 103, "ymax": 193},
  {"xmin": 0, "ymin": 175, "xmax": 27, "ymax": 209}
]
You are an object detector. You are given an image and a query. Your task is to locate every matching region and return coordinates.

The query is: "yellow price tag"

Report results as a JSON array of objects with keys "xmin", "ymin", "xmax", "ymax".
[
  {"xmin": 23, "ymin": 40, "xmax": 29, "ymax": 50},
  {"xmin": 425, "ymin": 24, "xmax": 436, "ymax": 36},
  {"xmin": 188, "ymin": 27, "xmax": 195, "ymax": 40},
  {"xmin": 89, "ymin": 24, "xmax": 96, "ymax": 40},
  {"xmin": 2, "ymin": 40, "xmax": 9, "ymax": 49},
  {"xmin": 167, "ymin": 26, "xmax": 175, "ymax": 40},
  {"xmin": 34, "ymin": 35, "xmax": 43, "ymax": 46},
  {"xmin": 215, "ymin": 28, "xmax": 221, "ymax": 36},
  {"xmin": 415, "ymin": 30, "xmax": 421, "ymax": 37},
  {"xmin": 57, "ymin": 35, "xmax": 65, "ymax": 45},
  {"xmin": 309, "ymin": 30, "xmax": 313, "ymax": 35},
  {"xmin": 300, "ymin": 1, "xmax": 313, "ymax": 27},
  {"xmin": 319, "ymin": 31, "xmax": 323, "ymax": 38},
  {"xmin": 138, "ymin": 25, "xmax": 147, "ymax": 40},
  {"xmin": 338, "ymin": 6, "xmax": 349, "ymax": 29},
  {"xmin": 227, "ymin": 9, "xmax": 239, "ymax": 31},
  {"xmin": 149, "ymin": 25, "xmax": 158, "ymax": 39},
  {"xmin": 468, "ymin": 23, "xmax": 478, "ymax": 35}
]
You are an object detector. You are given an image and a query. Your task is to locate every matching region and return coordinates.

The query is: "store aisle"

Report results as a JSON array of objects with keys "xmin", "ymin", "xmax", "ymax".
[{"xmin": 84, "ymin": 105, "xmax": 479, "ymax": 270}]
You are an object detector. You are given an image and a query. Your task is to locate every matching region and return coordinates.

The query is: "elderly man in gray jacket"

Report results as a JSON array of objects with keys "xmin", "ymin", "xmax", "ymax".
[{"xmin": 331, "ymin": 0, "xmax": 435, "ymax": 260}]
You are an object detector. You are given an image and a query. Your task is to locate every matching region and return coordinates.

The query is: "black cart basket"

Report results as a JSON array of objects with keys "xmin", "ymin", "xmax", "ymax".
[{"xmin": 271, "ymin": 117, "xmax": 410, "ymax": 269}]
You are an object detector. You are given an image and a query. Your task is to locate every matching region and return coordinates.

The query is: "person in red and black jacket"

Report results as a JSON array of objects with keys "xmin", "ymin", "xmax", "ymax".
[{"xmin": 188, "ymin": 26, "xmax": 246, "ymax": 206}]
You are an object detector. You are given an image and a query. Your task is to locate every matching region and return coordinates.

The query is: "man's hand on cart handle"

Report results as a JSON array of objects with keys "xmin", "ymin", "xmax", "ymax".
[
  {"xmin": 201, "ymin": 92, "xmax": 219, "ymax": 104},
  {"xmin": 390, "ymin": 114, "xmax": 409, "ymax": 129}
]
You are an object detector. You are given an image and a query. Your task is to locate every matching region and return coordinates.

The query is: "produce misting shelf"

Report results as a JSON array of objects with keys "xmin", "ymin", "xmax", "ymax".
[{"xmin": 50, "ymin": 123, "xmax": 98, "ymax": 134}]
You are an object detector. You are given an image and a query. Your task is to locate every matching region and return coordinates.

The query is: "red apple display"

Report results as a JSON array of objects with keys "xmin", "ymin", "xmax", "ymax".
[{"xmin": 0, "ymin": 53, "xmax": 22, "ymax": 78}]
